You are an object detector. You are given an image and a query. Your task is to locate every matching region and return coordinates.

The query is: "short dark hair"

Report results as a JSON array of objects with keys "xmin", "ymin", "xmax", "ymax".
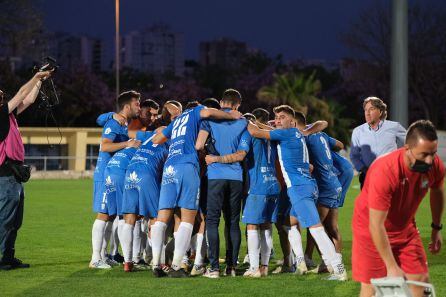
[
  {"xmin": 185, "ymin": 100, "xmax": 200, "ymax": 110},
  {"xmin": 141, "ymin": 99, "xmax": 159, "ymax": 110},
  {"xmin": 201, "ymin": 98, "xmax": 221, "ymax": 109},
  {"xmin": 117, "ymin": 90, "xmax": 140, "ymax": 111},
  {"xmin": 294, "ymin": 110, "xmax": 307, "ymax": 126},
  {"xmin": 405, "ymin": 120, "xmax": 437, "ymax": 146},
  {"xmin": 243, "ymin": 113, "xmax": 256, "ymax": 122},
  {"xmin": 221, "ymin": 88, "xmax": 242, "ymax": 106},
  {"xmin": 273, "ymin": 105, "xmax": 295, "ymax": 118},
  {"xmin": 252, "ymin": 108, "xmax": 269, "ymax": 124}
]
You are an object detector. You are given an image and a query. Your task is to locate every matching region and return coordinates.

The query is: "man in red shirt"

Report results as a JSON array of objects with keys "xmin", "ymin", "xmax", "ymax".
[{"xmin": 352, "ymin": 120, "xmax": 444, "ymax": 297}]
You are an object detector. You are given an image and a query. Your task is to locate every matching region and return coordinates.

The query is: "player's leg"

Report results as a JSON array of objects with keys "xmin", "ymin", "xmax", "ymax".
[
  {"xmin": 359, "ymin": 283, "xmax": 375, "ymax": 297},
  {"xmin": 226, "ymin": 180, "xmax": 243, "ymax": 275},
  {"xmin": 406, "ymin": 273, "xmax": 430, "ymax": 297},
  {"xmin": 170, "ymin": 208, "xmax": 197, "ymax": 275},
  {"xmin": 191, "ymin": 212, "xmax": 207, "ymax": 276},
  {"xmin": 244, "ymin": 224, "xmax": 261, "ymax": 277},
  {"xmin": 259, "ymin": 222, "xmax": 273, "ymax": 276},
  {"xmin": 152, "ymin": 208, "xmax": 174, "ymax": 273},
  {"xmin": 324, "ymin": 209, "xmax": 342, "ymax": 253},
  {"xmin": 121, "ymin": 213, "xmax": 137, "ymax": 272}
]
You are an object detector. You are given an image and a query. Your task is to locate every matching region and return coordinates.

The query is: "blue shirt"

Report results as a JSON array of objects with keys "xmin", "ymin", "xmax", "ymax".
[
  {"xmin": 332, "ymin": 151, "xmax": 353, "ymax": 178},
  {"xmin": 305, "ymin": 132, "xmax": 341, "ymax": 197},
  {"xmin": 246, "ymin": 136, "xmax": 280, "ymax": 195},
  {"xmin": 94, "ymin": 118, "xmax": 129, "ymax": 181},
  {"xmin": 350, "ymin": 120, "xmax": 406, "ymax": 171},
  {"xmin": 162, "ymin": 105, "xmax": 205, "ymax": 168},
  {"xmin": 201, "ymin": 110, "xmax": 249, "ymax": 181},
  {"xmin": 269, "ymin": 128, "xmax": 314, "ymax": 188},
  {"xmin": 128, "ymin": 131, "xmax": 169, "ymax": 180}
]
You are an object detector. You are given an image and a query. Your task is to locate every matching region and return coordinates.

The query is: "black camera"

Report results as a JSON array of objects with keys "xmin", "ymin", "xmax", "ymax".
[{"xmin": 33, "ymin": 56, "xmax": 59, "ymax": 74}]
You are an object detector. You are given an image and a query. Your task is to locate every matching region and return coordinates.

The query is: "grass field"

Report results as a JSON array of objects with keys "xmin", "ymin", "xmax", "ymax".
[{"xmin": 0, "ymin": 178, "xmax": 444, "ymax": 297}]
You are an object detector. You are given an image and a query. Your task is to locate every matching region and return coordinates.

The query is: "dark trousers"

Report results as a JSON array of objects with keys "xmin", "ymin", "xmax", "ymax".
[
  {"xmin": 206, "ymin": 179, "xmax": 243, "ymax": 270},
  {"xmin": 359, "ymin": 169, "xmax": 368, "ymax": 190},
  {"xmin": 0, "ymin": 176, "xmax": 24, "ymax": 261}
]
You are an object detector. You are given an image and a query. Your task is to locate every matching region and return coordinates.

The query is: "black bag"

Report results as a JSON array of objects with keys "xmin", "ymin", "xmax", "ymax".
[
  {"xmin": 204, "ymin": 135, "xmax": 219, "ymax": 156},
  {"xmin": 5, "ymin": 159, "xmax": 31, "ymax": 183}
]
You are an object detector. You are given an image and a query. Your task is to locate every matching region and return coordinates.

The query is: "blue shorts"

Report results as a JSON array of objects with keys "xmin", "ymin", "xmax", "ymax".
[
  {"xmin": 242, "ymin": 194, "xmax": 279, "ymax": 224},
  {"xmin": 337, "ymin": 170, "xmax": 354, "ymax": 208},
  {"xmin": 92, "ymin": 180, "xmax": 104, "ymax": 213},
  {"xmin": 318, "ymin": 187, "xmax": 342, "ymax": 209},
  {"xmin": 287, "ymin": 183, "xmax": 320, "ymax": 228},
  {"xmin": 277, "ymin": 188, "xmax": 291, "ymax": 218},
  {"xmin": 101, "ymin": 170, "xmax": 125, "ymax": 216},
  {"xmin": 122, "ymin": 168, "xmax": 160, "ymax": 218},
  {"xmin": 159, "ymin": 163, "xmax": 200, "ymax": 210}
]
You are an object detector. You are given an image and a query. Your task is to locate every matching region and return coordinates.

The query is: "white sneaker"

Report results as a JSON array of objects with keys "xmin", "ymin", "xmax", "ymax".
[
  {"xmin": 325, "ymin": 270, "xmax": 348, "ymax": 281},
  {"xmin": 203, "ymin": 268, "xmax": 220, "ymax": 279},
  {"xmin": 89, "ymin": 259, "xmax": 112, "ymax": 269},
  {"xmin": 190, "ymin": 264, "xmax": 205, "ymax": 276},
  {"xmin": 243, "ymin": 254, "xmax": 250, "ymax": 264},
  {"xmin": 243, "ymin": 268, "xmax": 261, "ymax": 278},
  {"xmin": 295, "ymin": 259, "xmax": 308, "ymax": 275},
  {"xmin": 105, "ymin": 258, "xmax": 119, "ymax": 267}
]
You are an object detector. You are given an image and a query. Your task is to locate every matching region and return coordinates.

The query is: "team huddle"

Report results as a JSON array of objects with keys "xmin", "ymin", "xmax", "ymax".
[{"xmin": 88, "ymin": 88, "xmax": 355, "ymax": 280}]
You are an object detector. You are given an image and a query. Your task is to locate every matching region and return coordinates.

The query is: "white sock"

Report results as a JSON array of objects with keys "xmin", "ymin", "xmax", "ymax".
[
  {"xmin": 247, "ymin": 229, "xmax": 260, "ymax": 270},
  {"xmin": 172, "ymin": 222, "xmax": 193, "ymax": 271},
  {"xmin": 121, "ymin": 223, "xmax": 134, "ymax": 263},
  {"xmin": 118, "ymin": 219, "xmax": 125, "ymax": 245},
  {"xmin": 91, "ymin": 219, "xmax": 106, "ymax": 263},
  {"xmin": 101, "ymin": 221, "xmax": 113, "ymax": 260},
  {"xmin": 193, "ymin": 233, "xmax": 205, "ymax": 266},
  {"xmin": 132, "ymin": 220, "xmax": 142, "ymax": 262},
  {"xmin": 288, "ymin": 226, "xmax": 305, "ymax": 261},
  {"xmin": 151, "ymin": 221, "xmax": 167, "ymax": 267},
  {"xmin": 309, "ymin": 227, "xmax": 343, "ymax": 274},
  {"xmin": 260, "ymin": 228, "xmax": 273, "ymax": 266},
  {"xmin": 110, "ymin": 217, "xmax": 119, "ymax": 256}
]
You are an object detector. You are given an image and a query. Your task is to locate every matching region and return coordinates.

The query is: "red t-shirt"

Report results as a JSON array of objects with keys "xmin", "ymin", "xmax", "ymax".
[{"xmin": 353, "ymin": 148, "xmax": 445, "ymax": 242}]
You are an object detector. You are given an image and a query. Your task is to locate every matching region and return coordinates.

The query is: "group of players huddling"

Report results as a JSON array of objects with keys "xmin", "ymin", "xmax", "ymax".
[{"xmin": 89, "ymin": 88, "xmax": 354, "ymax": 280}]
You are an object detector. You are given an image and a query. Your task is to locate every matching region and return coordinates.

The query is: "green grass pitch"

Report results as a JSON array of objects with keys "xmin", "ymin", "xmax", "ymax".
[{"xmin": 0, "ymin": 178, "xmax": 444, "ymax": 296}]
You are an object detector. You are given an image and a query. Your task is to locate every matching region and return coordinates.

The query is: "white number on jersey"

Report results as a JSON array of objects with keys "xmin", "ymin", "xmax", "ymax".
[
  {"xmin": 300, "ymin": 138, "xmax": 310, "ymax": 164},
  {"xmin": 319, "ymin": 136, "xmax": 332, "ymax": 160},
  {"xmin": 171, "ymin": 114, "xmax": 189, "ymax": 139}
]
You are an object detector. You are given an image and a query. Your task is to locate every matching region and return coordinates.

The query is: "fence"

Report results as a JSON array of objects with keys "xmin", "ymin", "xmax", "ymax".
[{"xmin": 25, "ymin": 156, "xmax": 98, "ymax": 172}]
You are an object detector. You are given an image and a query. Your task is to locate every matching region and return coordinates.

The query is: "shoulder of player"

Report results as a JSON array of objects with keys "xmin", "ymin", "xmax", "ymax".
[{"xmin": 369, "ymin": 149, "xmax": 401, "ymax": 174}]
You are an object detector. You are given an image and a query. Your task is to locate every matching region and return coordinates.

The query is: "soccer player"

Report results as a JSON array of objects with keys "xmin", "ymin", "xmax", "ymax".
[
  {"xmin": 128, "ymin": 99, "xmax": 160, "ymax": 131},
  {"xmin": 150, "ymin": 103, "xmax": 242, "ymax": 277},
  {"xmin": 352, "ymin": 120, "xmax": 444, "ymax": 297},
  {"xmin": 89, "ymin": 91, "xmax": 141, "ymax": 269},
  {"xmin": 247, "ymin": 105, "xmax": 347, "ymax": 281},
  {"xmin": 120, "ymin": 129, "xmax": 169, "ymax": 272}
]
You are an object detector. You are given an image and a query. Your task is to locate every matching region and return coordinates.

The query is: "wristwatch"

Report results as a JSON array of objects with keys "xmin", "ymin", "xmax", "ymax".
[{"xmin": 431, "ymin": 222, "xmax": 443, "ymax": 230}]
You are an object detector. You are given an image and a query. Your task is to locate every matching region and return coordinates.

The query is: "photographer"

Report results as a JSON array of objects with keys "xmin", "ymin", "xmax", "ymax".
[{"xmin": 0, "ymin": 70, "xmax": 52, "ymax": 270}]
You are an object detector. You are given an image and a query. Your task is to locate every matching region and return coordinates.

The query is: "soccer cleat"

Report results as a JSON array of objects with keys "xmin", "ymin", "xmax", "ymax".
[
  {"xmin": 243, "ymin": 268, "xmax": 261, "ymax": 278},
  {"xmin": 0, "ymin": 260, "xmax": 12, "ymax": 270},
  {"xmin": 181, "ymin": 257, "xmax": 191, "ymax": 272},
  {"xmin": 203, "ymin": 268, "xmax": 220, "ymax": 279},
  {"xmin": 295, "ymin": 259, "xmax": 308, "ymax": 275},
  {"xmin": 243, "ymin": 254, "xmax": 250, "ymax": 265},
  {"xmin": 325, "ymin": 270, "xmax": 348, "ymax": 281},
  {"xmin": 133, "ymin": 260, "xmax": 150, "ymax": 271},
  {"xmin": 308, "ymin": 262, "xmax": 331, "ymax": 274},
  {"xmin": 272, "ymin": 264, "xmax": 296, "ymax": 274},
  {"xmin": 89, "ymin": 259, "xmax": 112, "ymax": 269},
  {"xmin": 6, "ymin": 258, "xmax": 30, "ymax": 269},
  {"xmin": 152, "ymin": 266, "xmax": 167, "ymax": 278},
  {"xmin": 190, "ymin": 265, "xmax": 206, "ymax": 276},
  {"xmin": 105, "ymin": 258, "xmax": 120, "ymax": 267},
  {"xmin": 123, "ymin": 262, "xmax": 134, "ymax": 272},
  {"xmin": 168, "ymin": 268, "xmax": 189, "ymax": 278},
  {"xmin": 110, "ymin": 253, "xmax": 124, "ymax": 263},
  {"xmin": 304, "ymin": 255, "xmax": 316, "ymax": 269},
  {"xmin": 223, "ymin": 267, "xmax": 236, "ymax": 277}
]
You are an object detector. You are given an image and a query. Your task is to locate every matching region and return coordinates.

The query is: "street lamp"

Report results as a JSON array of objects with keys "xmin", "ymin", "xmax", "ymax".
[{"xmin": 115, "ymin": 0, "xmax": 120, "ymax": 99}]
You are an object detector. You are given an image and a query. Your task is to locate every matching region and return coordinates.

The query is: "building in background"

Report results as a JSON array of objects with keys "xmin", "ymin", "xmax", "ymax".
[
  {"xmin": 121, "ymin": 24, "xmax": 184, "ymax": 77},
  {"xmin": 46, "ymin": 32, "xmax": 106, "ymax": 73},
  {"xmin": 199, "ymin": 38, "xmax": 248, "ymax": 69}
]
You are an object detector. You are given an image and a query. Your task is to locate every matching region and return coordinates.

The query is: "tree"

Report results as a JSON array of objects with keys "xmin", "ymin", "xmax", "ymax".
[{"xmin": 341, "ymin": 1, "xmax": 446, "ymax": 128}]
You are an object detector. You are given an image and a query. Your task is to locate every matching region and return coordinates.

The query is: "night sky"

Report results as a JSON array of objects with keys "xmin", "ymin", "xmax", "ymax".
[{"xmin": 39, "ymin": 0, "xmax": 439, "ymax": 62}]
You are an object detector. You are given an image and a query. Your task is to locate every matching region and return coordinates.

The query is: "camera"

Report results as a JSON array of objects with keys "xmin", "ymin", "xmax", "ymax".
[{"xmin": 33, "ymin": 56, "xmax": 59, "ymax": 74}]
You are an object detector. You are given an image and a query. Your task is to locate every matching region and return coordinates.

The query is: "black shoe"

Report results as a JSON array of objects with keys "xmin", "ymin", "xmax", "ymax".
[
  {"xmin": 10, "ymin": 258, "xmax": 30, "ymax": 269},
  {"xmin": 111, "ymin": 253, "xmax": 124, "ymax": 263},
  {"xmin": 0, "ymin": 261, "xmax": 12, "ymax": 271},
  {"xmin": 168, "ymin": 268, "xmax": 189, "ymax": 278},
  {"xmin": 153, "ymin": 267, "xmax": 167, "ymax": 278}
]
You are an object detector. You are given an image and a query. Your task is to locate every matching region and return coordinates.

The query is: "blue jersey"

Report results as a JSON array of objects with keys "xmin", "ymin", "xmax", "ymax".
[
  {"xmin": 128, "ymin": 131, "xmax": 169, "ymax": 178},
  {"xmin": 201, "ymin": 114, "xmax": 249, "ymax": 181},
  {"xmin": 332, "ymin": 151, "xmax": 353, "ymax": 176},
  {"xmin": 94, "ymin": 118, "xmax": 129, "ymax": 181},
  {"xmin": 162, "ymin": 105, "xmax": 205, "ymax": 168},
  {"xmin": 305, "ymin": 132, "xmax": 341, "ymax": 197},
  {"xmin": 269, "ymin": 128, "xmax": 313, "ymax": 187},
  {"xmin": 246, "ymin": 137, "xmax": 280, "ymax": 195}
]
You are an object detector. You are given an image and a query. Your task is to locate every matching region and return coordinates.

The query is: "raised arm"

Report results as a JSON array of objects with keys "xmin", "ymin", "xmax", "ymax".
[
  {"xmin": 301, "ymin": 120, "xmax": 328, "ymax": 136},
  {"xmin": 247, "ymin": 121, "xmax": 271, "ymax": 140},
  {"xmin": 200, "ymin": 108, "xmax": 242, "ymax": 120}
]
